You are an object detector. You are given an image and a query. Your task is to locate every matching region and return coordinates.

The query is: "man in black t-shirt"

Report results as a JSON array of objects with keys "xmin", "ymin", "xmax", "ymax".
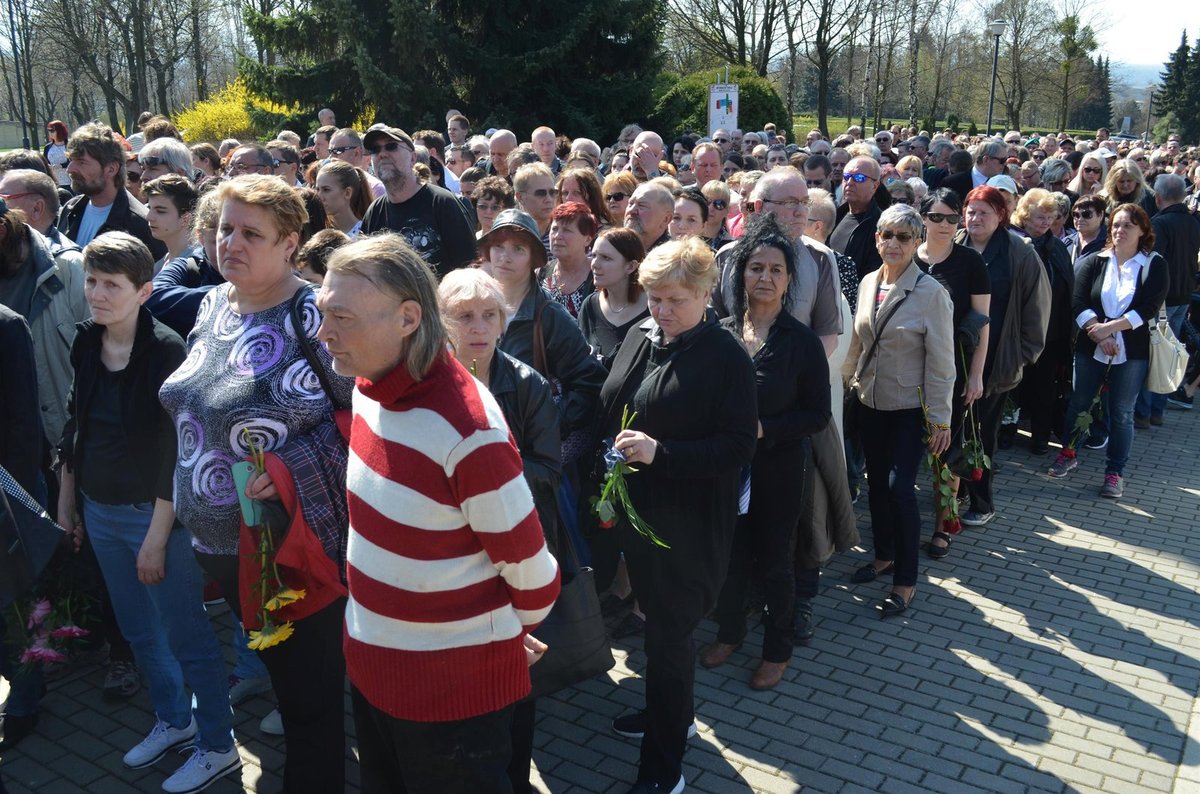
[{"xmin": 360, "ymin": 127, "xmax": 477, "ymax": 278}]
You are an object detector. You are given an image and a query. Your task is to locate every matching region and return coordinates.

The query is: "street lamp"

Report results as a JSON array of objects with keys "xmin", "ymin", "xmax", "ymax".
[{"xmin": 986, "ymin": 19, "xmax": 1008, "ymax": 137}]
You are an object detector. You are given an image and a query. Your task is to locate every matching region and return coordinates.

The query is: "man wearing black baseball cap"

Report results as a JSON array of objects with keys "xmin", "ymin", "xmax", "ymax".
[{"xmin": 359, "ymin": 126, "xmax": 476, "ymax": 277}]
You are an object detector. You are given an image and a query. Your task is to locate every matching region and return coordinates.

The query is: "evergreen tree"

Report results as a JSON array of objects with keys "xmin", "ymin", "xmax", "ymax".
[
  {"xmin": 1180, "ymin": 37, "xmax": 1200, "ymax": 143},
  {"xmin": 240, "ymin": 0, "xmax": 664, "ymax": 141},
  {"xmin": 1157, "ymin": 32, "xmax": 1190, "ymax": 117}
]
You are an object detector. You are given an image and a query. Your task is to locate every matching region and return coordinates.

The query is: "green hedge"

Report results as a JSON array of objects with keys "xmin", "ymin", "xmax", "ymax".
[{"xmin": 650, "ymin": 66, "xmax": 788, "ymax": 139}]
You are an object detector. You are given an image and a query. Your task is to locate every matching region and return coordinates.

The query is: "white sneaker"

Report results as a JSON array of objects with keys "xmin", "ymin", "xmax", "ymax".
[
  {"xmin": 123, "ymin": 717, "xmax": 197, "ymax": 769},
  {"xmin": 259, "ymin": 708, "xmax": 284, "ymax": 736},
  {"xmin": 161, "ymin": 746, "xmax": 241, "ymax": 793}
]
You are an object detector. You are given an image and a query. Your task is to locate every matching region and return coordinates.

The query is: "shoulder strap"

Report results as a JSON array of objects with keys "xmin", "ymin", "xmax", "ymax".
[
  {"xmin": 853, "ymin": 273, "xmax": 924, "ymax": 384},
  {"xmin": 531, "ymin": 290, "xmax": 549, "ymax": 378},
  {"xmin": 290, "ymin": 286, "xmax": 349, "ymax": 410}
]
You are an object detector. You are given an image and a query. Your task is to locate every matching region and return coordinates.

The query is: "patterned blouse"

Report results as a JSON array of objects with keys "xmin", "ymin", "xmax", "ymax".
[{"xmin": 159, "ymin": 283, "xmax": 353, "ymax": 556}]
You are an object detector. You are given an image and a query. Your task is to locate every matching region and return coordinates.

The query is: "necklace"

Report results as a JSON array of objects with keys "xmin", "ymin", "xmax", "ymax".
[{"xmin": 605, "ymin": 293, "xmax": 628, "ymax": 314}]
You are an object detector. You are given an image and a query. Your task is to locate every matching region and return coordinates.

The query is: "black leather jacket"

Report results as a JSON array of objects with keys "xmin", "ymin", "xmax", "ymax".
[{"xmin": 488, "ymin": 350, "xmax": 561, "ymax": 551}]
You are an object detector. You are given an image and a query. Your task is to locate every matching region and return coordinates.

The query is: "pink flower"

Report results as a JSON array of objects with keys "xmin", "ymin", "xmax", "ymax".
[
  {"xmin": 20, "ymin": 641, "xmax": 66, "ymax": 665},
  {"xmin": 50, "ymin": 625, "xmax": 89, "ymax": 640},
  {"xmin": 26, "ymin": 599, "xmax": 51, "ymax": 630}
]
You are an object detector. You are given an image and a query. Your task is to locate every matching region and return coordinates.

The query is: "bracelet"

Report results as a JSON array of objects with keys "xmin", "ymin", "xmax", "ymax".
[{"xmin": 930, "ymin": 422, "xmax": 950, "ymax": 431}]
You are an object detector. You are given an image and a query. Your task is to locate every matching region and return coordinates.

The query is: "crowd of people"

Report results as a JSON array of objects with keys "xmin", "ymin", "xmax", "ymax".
[{"xmin": 0, "ymin": 106, "xmax": 1198, "ymax": 794}]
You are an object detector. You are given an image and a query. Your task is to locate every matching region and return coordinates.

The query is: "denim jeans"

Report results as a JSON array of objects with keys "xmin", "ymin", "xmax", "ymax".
[
  {"xmin": 1064, "ymin": 353, "xmax": 1150, "ymax": 477},
  {"xmin": 81, "ymin": 496, "xmax": 234, "ymax": 752},
  {"xmin": 1135, "ymin": 304, "xmax": 1189, "ymax": 418},
  {"xmin": 232, "ymin": 621, "xmax": 269, "ymax": 681}
]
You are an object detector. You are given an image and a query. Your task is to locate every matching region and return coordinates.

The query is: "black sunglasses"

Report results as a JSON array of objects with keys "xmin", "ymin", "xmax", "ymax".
[
  {"xmin": 711, "ymin": 198, "xmax": 727, "ymax": 210},
  {"xmin": 1072, "ymin": 210, "xmax": 1097, "ymax": 219},
  {"xmin": 368, "ymin": 141, "xmax": 407, "ymax": 155},
  {"xmin": 605, "ymin": 192, "xmax": 627, "ymax": 202},
  {"xmin": 139, "ymin": 156, "xmax": 168, "ymax": 167},
  {"xmin": 330, "ymin": 145, "xmax": 359, "ymax": 156},
  {"xmin": 879, "ymin": 230, "xmax": 915, "ymax": 242},
  {"xmin": 923, "ymin": 212, "xmax": 960, "ymax": 225}
]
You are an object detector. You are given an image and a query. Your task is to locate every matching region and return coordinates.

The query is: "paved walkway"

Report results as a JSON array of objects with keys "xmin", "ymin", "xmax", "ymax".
[{"xmin": 3, "ymin": 404, "xmax": 1200, "ymax": 793}]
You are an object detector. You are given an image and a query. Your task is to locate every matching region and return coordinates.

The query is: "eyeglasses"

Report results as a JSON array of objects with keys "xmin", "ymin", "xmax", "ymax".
[
  {"xmin": 875, "ymin": 137, "xmax": 889, "ymax": 143},
  {"xmin": 878, "ymin": 230, "xmax": 915, "ymax": 242},
  {"xmin": 329, "ymin": 145, "xmax": 359, "ymax": 156},
  {"xmin": 226, "ymin": 161, "xmax": 268, "ymax": 175},
  {"xmin": 605, "ymin": 192, "xmax": 627, "ymax": 202},
  {"xmin": 0, "ymin": 191, "xmax": 37, "ymax": 202},
  {"xmin": 526, "ymin": 188, "xmax": 558, "ymax": 199},
  {"xmin": 713, "ymin": 137, "xmax": 730, "ymax": 144},
  {"xmin": 843, "ymin": 172, "xmax": 874, "ymax": 183},
  {"xmin": 1072, "ymin": 210, "xmax": 1097, "ymax": 220},
  {"xmin": 139, "ymin": 156, "xmax": 168, "ymax": 167},
  {"xmin": 1082, "ymin": 166, "xmax": 1101, "ymax": 174},
  {"xmin": 1133, "ymin": 156, "xmax": 1148, "ymax": 163},
  {"xmin": 711, "ymin": 198, "xmax": 727, "ymax": 210},
  {"xmin": 368, "ymin": 141, "xmax": 409, "ymax": 155},
  {"xmin": 1032, "ymin": 152, "xmax": 1046, "ymax": 160},
  {"xmin": 761, "ymin": 197, "xmax": 808, "ymax": 211},
  {"xmin": 923, "ymin": 212, "xmax": 960, "ymax": 225}
]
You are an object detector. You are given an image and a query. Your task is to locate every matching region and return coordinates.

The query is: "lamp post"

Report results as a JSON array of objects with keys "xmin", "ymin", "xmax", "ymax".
[{"xmin": 986, "ymin": 19, "xmax": 1008, "ymax": 137}]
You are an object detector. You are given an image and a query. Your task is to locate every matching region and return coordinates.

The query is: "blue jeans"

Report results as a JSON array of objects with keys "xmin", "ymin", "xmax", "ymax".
[
  {"xmin": 1065, "ymin": 353, "xmax": 1149, "ymax": 477},
  {"xmin": 81, "ymin": 496, "xmax": 234, "ymax": 752},
  {"xmin": 232, "ymin": 622, "xmax": 269, "ymax": 681},
  {"xmin": 1135, "ymin": 304, "xmax": 1189, "ymax": 418}
]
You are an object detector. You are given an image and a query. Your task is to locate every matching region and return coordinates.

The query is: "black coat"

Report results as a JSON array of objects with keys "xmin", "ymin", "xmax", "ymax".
[
  {"xmin": 1024, "ymin": 231, "xmax": 1075, "ymax": 344},
  {"xmin": 940, "ymin": 170, "xmax": 975, "ymax": 205},
  {"xmin": 58, "ymin": 307, "xmax": 185, "ymax": 501},
  {"xmin": 1151, "ymin": 203, "xmax": 1200, "ymax": 306},
  {"xmin": 1072, "ymin": 250, "xmax": 1168, "ymax": 362},
  {"xmin": 499, "ymin": 285, "xmax": 606, "ymax": 435},
  {"xmin": 597, "ymin": 317, "xmax": 757, "ymax": 580},
  {"xmin": 488, "ymin": 350, "xmax": 561, "ymax": 552},
  {"xmin": 833, "ymin": 200, "xmax": 883, "ymax": 280},
  {"xmin": 0, "ymin": 305, "xmax": 43, "ymax": 495},
  {"xmin": 57, "ymin": 188, "xmax": 168, "ymax": 261}
]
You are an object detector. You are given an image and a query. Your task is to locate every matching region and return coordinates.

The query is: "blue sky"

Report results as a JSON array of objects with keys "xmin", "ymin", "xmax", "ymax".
[{"xmin": 1095, "ymin": 4, "xmax": 1200, "ymax": 67}]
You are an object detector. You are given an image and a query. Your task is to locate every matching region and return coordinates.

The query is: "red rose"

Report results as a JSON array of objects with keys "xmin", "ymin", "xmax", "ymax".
[
  {"xmin": 970, "ymin": 467, "xmax": 983, "ymax": 481},
  {"xmin": 599, "ymin": 518, "xmax": 616, "ymax": 529},
  {"xmin": 1062, "ymin": 448, "xmax": 1077, "ymax": 459},
  {"xmin": 944, "ymin": 517, "xmax": 963, "ymax": 534}
]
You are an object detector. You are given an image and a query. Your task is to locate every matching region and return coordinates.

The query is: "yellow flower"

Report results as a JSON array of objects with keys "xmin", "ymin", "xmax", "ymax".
[
  {"xmin": 265, "ymin": 588, "xmax": 307, "ymax": 612},
  {"xmin": 247, "ymin": 621, "xmax": 295, "ymax": 650}
]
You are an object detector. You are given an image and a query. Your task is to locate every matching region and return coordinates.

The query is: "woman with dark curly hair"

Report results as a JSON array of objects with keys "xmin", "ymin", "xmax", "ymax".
[{"xmin": 704, "ymin": 213, "xmax": 830, "ymax": 689}]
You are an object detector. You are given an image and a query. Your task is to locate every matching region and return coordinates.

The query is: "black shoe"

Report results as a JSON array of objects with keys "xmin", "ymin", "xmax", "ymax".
[
  {"xmin": 925, "ymin": 531, "xmax": 952, "ymax": 560},
  {"xmin": 851, "ymin": 562, "xmax": 894, "ymax": 584},
  {"xmin": 878, "ymin": 591, "xmax": 911, "ymax": 618},
  {"xmin": 612, "ymin": 611, "xmax": 646, "ymax": 640},
  {"xmin": 793, "ymin": 599, "xmax": 815, "ymax": 644},
  {"xmin": 1083, "ymin": 432, "xmax": 1108, "ymax": 450},
  {"xmin": 1168, "ymin": 388, "xmax": 1194, "ymax": 409},
  {"xmin": 0, "ymin": 712, "xmax": 39, "ymax": 750},
  {"xmin": 612, "ymin": 711, "xmax": 697, "ymax": 740}
]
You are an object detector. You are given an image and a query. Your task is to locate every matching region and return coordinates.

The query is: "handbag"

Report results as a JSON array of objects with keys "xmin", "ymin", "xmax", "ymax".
[
  {"xmin": 526, "ymin": 502, "xmax": 614, "ymax": 700},
  {"xmin": 1147, "ymin": 305, "xmax": 1187, "ymax": 394},
  {"xmin": 844, "ymin": 273, "xmax": 925, "ymax": 436},
  {"xmin": 1140, "ymin": 261, "xmax": 1188, "ymax": 394},
  {"xmin": 531, "ymin": 293, "xmax": 594, "ymax": 464}
]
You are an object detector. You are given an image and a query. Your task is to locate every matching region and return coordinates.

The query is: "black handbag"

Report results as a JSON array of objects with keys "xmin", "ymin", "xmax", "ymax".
[
  {"xmin": 0, "ymin": 465, "xmax": 65, "ymax": 609},
  {"xmin": 527, "ymin": 510, "xmax": 614, "ymax": 700}
]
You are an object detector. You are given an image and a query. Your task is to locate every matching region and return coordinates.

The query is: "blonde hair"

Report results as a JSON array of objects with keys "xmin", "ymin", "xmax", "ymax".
[
  {"xmin": 325, "ymin": 233, "xmax": 447, "ymax": 381},
  {"xmin": 513, "ymin": 162, "xmax": 553, "ymax": 192},
  {"xmin": 602, "ymin": 170, "xmax": 637, "ymax": 197},
  {"xmin": 192, "ymin": 189, "xmax": 223, "ymax": 241},
  {"xmin": 638, "ymin": 237, "xmax": 717, "ymax": 295},
  {"xmin": 1011, "ymin": 187, "xmax": 1058, "ymax": 228},
  {"xmin": 214, "ymin": 175, "xmax": 307, "ymax": 261}
]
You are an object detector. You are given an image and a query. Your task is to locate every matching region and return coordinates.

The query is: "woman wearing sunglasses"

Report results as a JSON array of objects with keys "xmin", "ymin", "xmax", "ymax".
[
  {"xmin": 845, "ymin": 204, "xmax": 955, "ymax": 617},
  {"xmin": 914, "ymin": 188, "xmax": 989, "ymax": 559},
  {"xmin": 1068, "ymin": 195, "xmax": 1108, "ymax": 264},
  {"xmin": 602, "ymin": 171, "xmax": 637, "ymax": 228},
  {"xmin": 1068, "ymin": 152, "xmax": 1108, "ymax": 198}
]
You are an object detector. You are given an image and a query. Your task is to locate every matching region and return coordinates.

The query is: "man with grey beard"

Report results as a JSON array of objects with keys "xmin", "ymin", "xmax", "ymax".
[{"xmin": 359, "ymin": 126, "xmax": 476, "ymax": 277}]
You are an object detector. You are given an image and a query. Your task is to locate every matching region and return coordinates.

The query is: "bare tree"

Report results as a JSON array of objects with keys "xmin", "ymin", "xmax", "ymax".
[
  {"xmin": 797, "ymin": 0, "xmax": 864, "ymax": 133},
  {"xmin": 665, "ymin": 0, "xmax": 785, "ymax": 77}
]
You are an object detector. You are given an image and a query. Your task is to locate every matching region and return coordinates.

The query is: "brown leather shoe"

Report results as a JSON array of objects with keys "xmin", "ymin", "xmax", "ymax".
[
  {"xmin": 750, "ymin": 660, "xmax": 788, "ymax": 690},
  {"xmin": 699, "ymin": 642, "xmax": 739, "ymax": 668}
]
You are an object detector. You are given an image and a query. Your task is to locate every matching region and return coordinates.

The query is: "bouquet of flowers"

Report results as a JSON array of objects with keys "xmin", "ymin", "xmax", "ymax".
[
  {"xmin": 591, "ymin": 406, "xmax": 669, "ymax": 548},
  {"xmin": 1058, "ymin": 359, "xmax": 1113, "ymax": 461},
  {"xmin": 242, "ymin": 431, "xmax": 305, "ymax": 650},
  {"xmin": 959, "ymin": 346, "xmax": 991, "ymax": 483},
  {"xmin": 919, "ymin": 387, "xmax": 962, "ymax": 534},
  {"xmin": 4, "ymin": 589, "xmax": 90, "ymax": 671}
]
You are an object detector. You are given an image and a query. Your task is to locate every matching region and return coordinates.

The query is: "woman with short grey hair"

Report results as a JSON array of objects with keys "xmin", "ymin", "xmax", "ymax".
[{"xmin": 844, "ymin": 203, "xmax": 955, "ymax": 617}]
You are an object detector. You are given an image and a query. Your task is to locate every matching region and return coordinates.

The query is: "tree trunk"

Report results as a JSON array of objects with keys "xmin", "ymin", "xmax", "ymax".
[{"xmin": 191, "ymin": 0, "xmax": 208, "ymax": 101}]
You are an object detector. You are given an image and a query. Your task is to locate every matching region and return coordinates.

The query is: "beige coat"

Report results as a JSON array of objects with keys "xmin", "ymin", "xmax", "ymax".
[{"xmin": 843, "ymin": 262, "xmax": 956, "ymax": 426}]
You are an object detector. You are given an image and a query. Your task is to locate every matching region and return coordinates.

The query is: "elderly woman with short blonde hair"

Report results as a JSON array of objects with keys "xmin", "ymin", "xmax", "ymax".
[{"xmin": 601, "ymin": 237, "xmax": 758, "ymax": 792}]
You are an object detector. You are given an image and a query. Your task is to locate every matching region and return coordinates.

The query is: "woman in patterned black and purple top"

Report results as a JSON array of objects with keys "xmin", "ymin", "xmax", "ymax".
[{"xmin": 159, "ymin": 175, "xmax": 353, "ymax": 794}]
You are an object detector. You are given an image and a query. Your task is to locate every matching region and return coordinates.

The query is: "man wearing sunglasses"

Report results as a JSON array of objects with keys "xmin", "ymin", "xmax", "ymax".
[
  {"xmin": 831, "ymin": 156, "xmax": 884, "ymax": 281},
  {"xmin": 329, "ymin": 128, "xmax": 387, "ymax": 198},
  {"xmin": 58, "ymin": 122, "xmax": 166, "ymax": 259},
  {"xmin": 940, "ymin": 139, "xmax": 1007, "ymax": 205},
  {"xmin": 359, "ymin": 126, "xmax": 476, "ymax": 278}
]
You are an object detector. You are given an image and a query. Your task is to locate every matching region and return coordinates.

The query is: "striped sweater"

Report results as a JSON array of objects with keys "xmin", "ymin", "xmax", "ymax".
[{"xmin": 345, "ymin": 352, "xmax": 560, "ymax": 722}]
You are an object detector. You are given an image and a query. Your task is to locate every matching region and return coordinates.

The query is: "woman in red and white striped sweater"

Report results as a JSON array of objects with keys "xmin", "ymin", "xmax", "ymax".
[{"xmin": 316, "ymin": 232, "xmax": 560, "ymax": 793}]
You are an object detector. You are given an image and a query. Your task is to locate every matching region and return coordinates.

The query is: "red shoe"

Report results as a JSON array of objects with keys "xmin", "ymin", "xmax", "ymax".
[{"xmin": 203, "ymin": 580, "xmax": 225, "ymax": 606}]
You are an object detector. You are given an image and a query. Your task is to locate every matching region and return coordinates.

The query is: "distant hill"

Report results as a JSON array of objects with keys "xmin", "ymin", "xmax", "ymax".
[{"xmin": 1110, "ymin": 63, "xmax": 1162, "ymax": 102}]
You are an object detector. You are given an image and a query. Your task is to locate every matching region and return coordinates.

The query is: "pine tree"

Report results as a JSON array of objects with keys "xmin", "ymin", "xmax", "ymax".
[
  {"xmin": 1180, "ymin": 37, "xmax": 1200, "ymax": 144},
  {"xmin": 240, "ymin": 0, "xmax": 664, "ymax": 141},
  {"xmin": 1157, "ymin": 32, "xmax": 1190, "ymax": 118}
]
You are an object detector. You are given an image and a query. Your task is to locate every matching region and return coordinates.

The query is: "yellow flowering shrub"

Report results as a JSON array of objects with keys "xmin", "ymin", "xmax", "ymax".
[{"xmin": 173, "ymin": 79, "xmax": 299, "ymax": 143}]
